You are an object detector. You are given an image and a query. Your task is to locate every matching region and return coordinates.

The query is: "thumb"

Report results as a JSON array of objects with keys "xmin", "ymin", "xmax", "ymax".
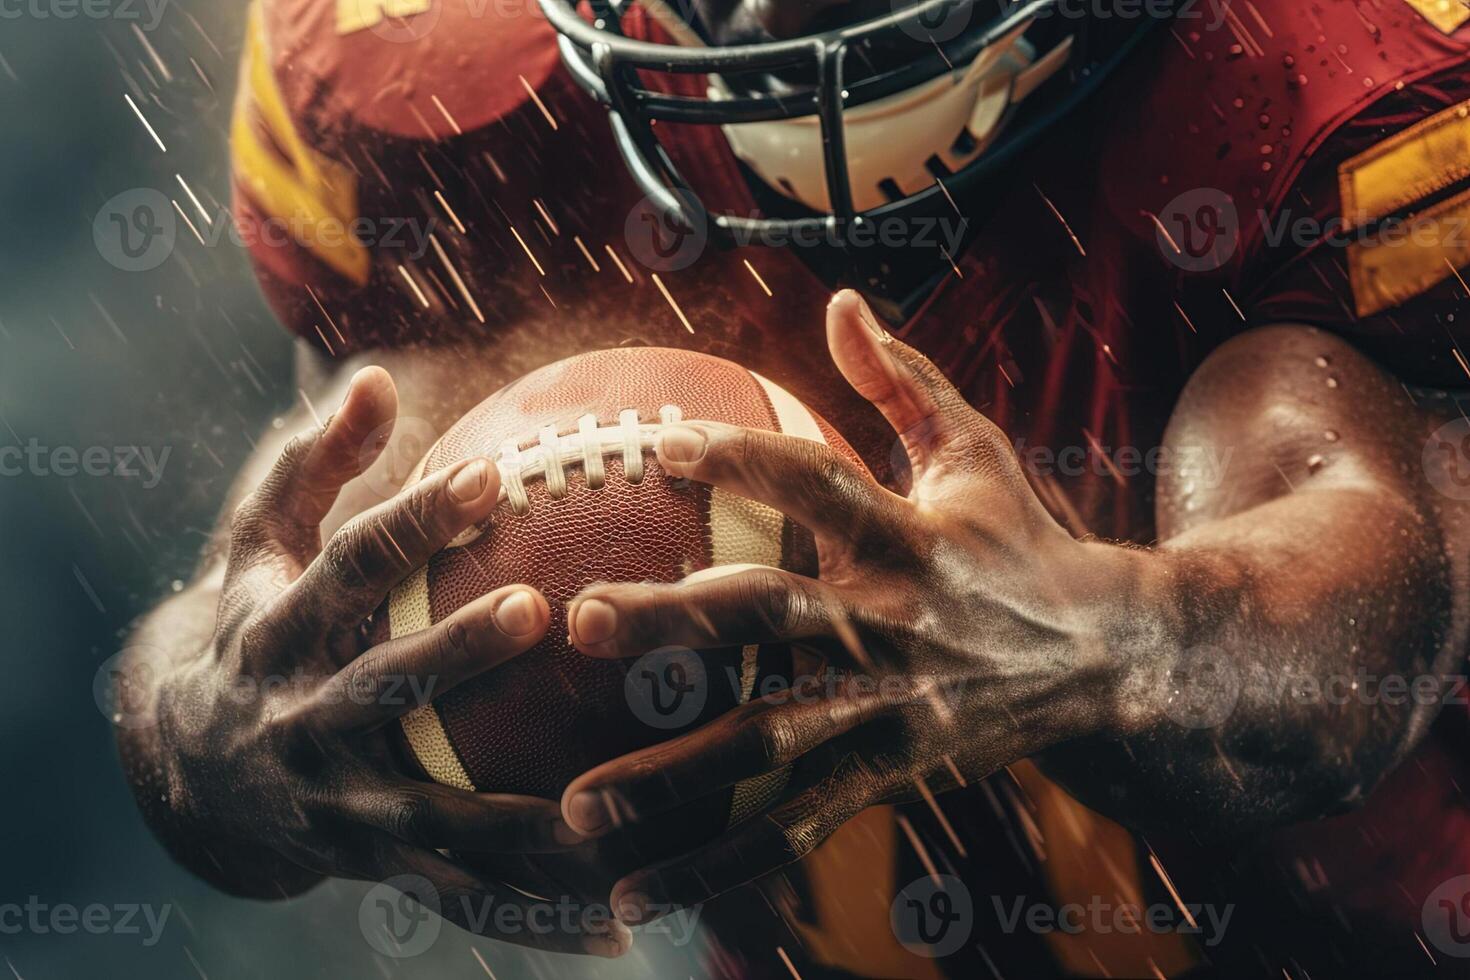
[{"xmin": 825, "ymin": 289, "xmax": 983, "ymax": 475}]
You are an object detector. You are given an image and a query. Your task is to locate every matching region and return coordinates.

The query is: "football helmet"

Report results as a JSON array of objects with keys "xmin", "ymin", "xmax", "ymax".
[{"xmin": 538, "ymin": 0, "xmax": 1176, "ymax": 294}]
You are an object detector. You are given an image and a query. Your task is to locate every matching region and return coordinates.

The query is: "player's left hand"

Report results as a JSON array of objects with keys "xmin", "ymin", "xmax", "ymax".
[{"xmin": 561, "ymin": 289, "xmax": 1149, "ymax": 924}]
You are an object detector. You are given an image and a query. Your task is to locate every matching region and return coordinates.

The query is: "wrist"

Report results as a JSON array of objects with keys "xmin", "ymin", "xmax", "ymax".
[{"xmin": 1075, "ymin": 540, "xmax": 1187, "ymax": 740}]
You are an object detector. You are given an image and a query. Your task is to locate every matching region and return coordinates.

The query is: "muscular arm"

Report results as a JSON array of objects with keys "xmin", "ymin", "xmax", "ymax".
[
  {"xmin": 1040, "ymin": 324, "xmax": 1470, "ymax": 834},
  {"xmin": 539, "ymin": 298, "xmax": 1470, "ymax": 921},
  {"xmin": 117, "ymin": 349, "xmax": 334, "ymax": 897}
]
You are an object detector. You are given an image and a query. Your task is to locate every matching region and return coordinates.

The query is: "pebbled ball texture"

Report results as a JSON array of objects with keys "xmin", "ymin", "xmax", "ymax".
[{"xmin": 371, "ymin": 346, "xmax": 864, "ymax": 893}]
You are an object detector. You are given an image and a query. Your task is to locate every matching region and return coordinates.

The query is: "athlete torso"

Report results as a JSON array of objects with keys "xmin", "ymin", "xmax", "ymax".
[{"xmin": 231, "ymin": 0, "xmax": 1470, "ymax": 973}]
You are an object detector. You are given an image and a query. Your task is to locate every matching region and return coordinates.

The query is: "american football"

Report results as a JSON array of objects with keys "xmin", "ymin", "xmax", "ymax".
[{"xmin": 373, "ymin": 346, "xmax": 861, "ymax": 888}]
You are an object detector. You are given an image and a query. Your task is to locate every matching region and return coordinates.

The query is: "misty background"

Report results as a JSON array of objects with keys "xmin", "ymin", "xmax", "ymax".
[{"xmin": 0, "ymin": 4, "xmax": 716, "ymax": 977}]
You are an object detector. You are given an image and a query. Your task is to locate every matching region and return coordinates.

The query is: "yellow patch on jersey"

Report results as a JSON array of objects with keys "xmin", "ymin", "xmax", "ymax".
[
  {"xmin": 231, "ymin": 3, "xmax": 370, "ymax": 285},
  {"xmin": 1340, "ymin": 99, "xmax": 1470, "ymax": 317},
  {"xmin": 1010, "ymin": 762, "xmax": 1201, "ymax": 978},
  {"xmin": 1402, "ymin": 0, "xmax": 1470, "ymax": 35},
  {"xmin": 336, "ymin": 0, "xmax": 433, "ymax": 36}
]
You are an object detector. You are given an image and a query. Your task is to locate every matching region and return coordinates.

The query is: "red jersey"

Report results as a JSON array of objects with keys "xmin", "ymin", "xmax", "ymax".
[{"xmin": 230, "ymin": 0, "xmax": 1470, "ymax": 973}]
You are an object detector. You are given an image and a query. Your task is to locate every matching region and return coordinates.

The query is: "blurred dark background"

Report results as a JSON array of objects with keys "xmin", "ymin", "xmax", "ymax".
[{"xmin": 0, "ymin": 6, "xmax": 710, "ymax": 977}]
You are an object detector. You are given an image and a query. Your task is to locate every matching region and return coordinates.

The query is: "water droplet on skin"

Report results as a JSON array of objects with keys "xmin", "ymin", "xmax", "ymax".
[
  {"xmin": 1307, "ymin": 454, "xmax": 1325, "ymax": 473},
  {"xmin": 1183, "ymin": 481, "xmax": 1196, "ymax": 495},
  {"xmin": 1324, "ymin": 429, "xmax": 1340, "ymax": 442},
  {"xmin": 1326, "ymin": 376, "xmax": 1339, "ymax": 389},
  {"xmin": 1315, "ymin": 355, "xmax": 1330, "ymax": 368}
]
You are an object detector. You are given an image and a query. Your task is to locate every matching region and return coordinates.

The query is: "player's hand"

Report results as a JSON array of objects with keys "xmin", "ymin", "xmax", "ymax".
[
  {"xmin": 148, "ymin": 367, "xmax": 629, "ymax": 957},
  {"xmin": 562, "ymin": 290, "xmax": 1142, "ymax": 924}
]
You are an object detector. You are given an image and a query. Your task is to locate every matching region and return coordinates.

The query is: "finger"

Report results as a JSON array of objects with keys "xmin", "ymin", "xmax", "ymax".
[
  {"xmin": 825, "ymin": 289, "xmax": 997, "ymax": 476},
  {"xmin": 342, "ymin": 779, "xmax": 585, "ymax": 853},
  {"xmin": 357, "ymin": 837, "xmax": 632, "ymax": 957},
  {"xmin": 261, "ymin": 367, "xmax": 400, "ymax": 532},
  {"xmin": 284, "ymin": 454, "xmax": 502, "ymax": 632},
  {"xmin": 227, "ymin": 368, "xmax": 398, "ymax": 579},
  {"xmin": 610, "ymin": 764, "xmax": 876, "ymax": 925},
  {"xmin": 561, "ymin": 682, "xmax": 880, "ymax": 835},
  {"xmin": 304, "ymin": 585, "xmax": 549, "ymax": 732},
  {"xmin": 568, "ymin": 565, "xmax": 839, "ymax": 659},
  {"xmin": 653, "ymin": 421, "xmax": 904, "ymax": 540}
]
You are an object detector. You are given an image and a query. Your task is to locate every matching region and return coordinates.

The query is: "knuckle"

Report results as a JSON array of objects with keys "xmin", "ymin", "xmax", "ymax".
[
  {"xmin": 321, "ymin": 520, "xmax": 376, "ymax": 589},
  {"xmin": 383, "ymin": 791, "xmax": 433, "ymax": 841},
  {"xmin": 396, "ymin": 482, "xmax": 443, "ymax": 544},
  {"xmin": 744, "ymin": 572, "xmax": 799, "ymax": 635},
  {"xmin": 752, "ymin": 710, "xmax": 801, "ymax": 768},
  {"xmin": 237, "ymin": 612, "xmax": 282, "ymax": 661},
  {"xmin": 279, "ymin": 431, "xmax": 316, "ymax": 468},
  {"xmin": 772, "ymin": 797, "xmax": 829, "ymax": 862}
]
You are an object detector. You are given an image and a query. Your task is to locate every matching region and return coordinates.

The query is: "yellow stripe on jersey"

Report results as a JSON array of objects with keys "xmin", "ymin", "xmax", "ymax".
[
  {"xmin": 336, "ymin": 0, "xmax": 433, "ymax": 36},
  {"xmin": 231, "ymin": 3, "xmax": 370, "ymax": 285},
  {"xmin": 1340, "ymin": 100, "xmax": 1470, "ymax": 228},
  {"xmin": 1402, "ymin": 0, "xmax": 1470, "ymax": 34},
  {"xmin": 1340, "ymin": 99, "xmax": 1470, "ymax": 316}
]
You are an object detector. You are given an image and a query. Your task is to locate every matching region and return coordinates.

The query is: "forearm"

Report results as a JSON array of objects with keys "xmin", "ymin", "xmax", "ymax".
[
  {"xmin": 1049, "ymin": 485, "xmax": 1462, "ymax": 836},
  {"xmin": 116, "ymin": 571, "xmax": 326, "ymax": 898}
]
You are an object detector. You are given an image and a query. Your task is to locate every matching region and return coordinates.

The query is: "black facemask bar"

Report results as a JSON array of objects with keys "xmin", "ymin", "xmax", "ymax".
[{"xmin": 537, "ymin": 0, "xmax": 1175, "ymax": 245}]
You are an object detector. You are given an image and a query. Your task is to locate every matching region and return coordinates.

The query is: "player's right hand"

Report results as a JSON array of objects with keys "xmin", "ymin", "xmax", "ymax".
[{"xmin": 147, "ymin": 366, "xmax": 629, "ymax": 957}]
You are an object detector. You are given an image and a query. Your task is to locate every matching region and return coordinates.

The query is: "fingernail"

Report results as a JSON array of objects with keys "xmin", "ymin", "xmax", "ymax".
[
  {"xmin": 448, "ymin": 458, "xmax": 489, "ymax": 503},
  {"xmin": 571, "ymin": 599, "xmax": 618, "ymax": 646},
  {"xmin": 494, "ymin": 590, "xmax": 542, "ymax": 637},
  {"xmin": 658, "ymin": 425, "xmax": 707, "ymax": 464},
  {"xmin": 567, "ymin": 790, "xmax": 610, "ymax": 834},
  {"xmin": 856, "ymin": 298, "xmax": 892, "ymax": 345}
]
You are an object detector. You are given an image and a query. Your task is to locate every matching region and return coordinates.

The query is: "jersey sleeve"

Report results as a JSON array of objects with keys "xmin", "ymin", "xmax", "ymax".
[{"xmin": 229, "ymin": 0, "xmax": 622, "ymax": 352}]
